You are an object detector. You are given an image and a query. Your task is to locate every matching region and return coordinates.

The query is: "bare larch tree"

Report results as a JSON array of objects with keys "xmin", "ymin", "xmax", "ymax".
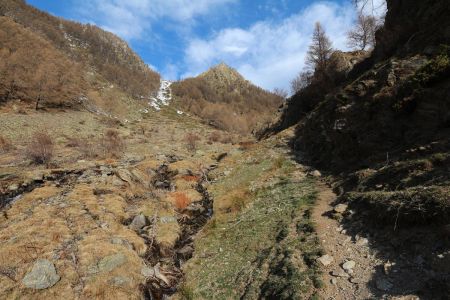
[
  {"xmin": 347, "ymin": 13, "xmax": 377, "ymax": 50},
  {"xmin": 306, "ymin": 22, "xmax": 333, "ymax": 74}
]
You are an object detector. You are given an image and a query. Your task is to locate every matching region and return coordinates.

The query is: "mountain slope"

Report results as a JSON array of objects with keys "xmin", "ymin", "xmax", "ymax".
[
  {"xmin": 172, "ymin": 63, "xmax": 283, "ymax": 134},
  {"xmin": 0, "ymin": 0, "xmax": 160, "ymax": 112},
  {"xmin": 263, "ymin": 1, "xmax": 450, "ymax": 297}
]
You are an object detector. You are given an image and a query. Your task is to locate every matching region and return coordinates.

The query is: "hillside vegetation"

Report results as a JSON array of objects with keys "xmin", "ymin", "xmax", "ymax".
[
  {"xmin": 262, "ymin": 1, "xmax": 450, "ymax": 296},
  {"xmin": 0, "ymin": 17, "xmax": 86, "ymax": 108},
  {"xmin": 172, "ymin": 63, "xmax": 283, "ymax": 134},
  {"xmin": 0, "ymin": 0, "xmax": 160, "ymax": 110}
]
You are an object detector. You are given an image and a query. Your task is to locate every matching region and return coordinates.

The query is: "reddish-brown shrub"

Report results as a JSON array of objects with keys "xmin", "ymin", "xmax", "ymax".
[
  {"xmin": 239, "ymin": 141, "xmax": 255, "ymax": 150},
  {"xmin": 220, "ymin": 135, "xmax": 233, "ymax": 144},
  {"xmin": 184, "ymin": 133, "xmax": 201, "ymax": 151},
  {"xmin": 100, "ymin": 129, "xmax": 125, "ymax": 158},
  {"xmin": 208, "ymin": 131, "xmax": 221, "ymax": 143},
  {"xmin": 0, "ymin": 135, "xmax": 13, "ymax": 153},
  {"xmin": 25, "ymin": 131, "xmax": 54, "ymax": 164},
  {"xmin": 181, "ymin": 175, "xmax": 200, "ymax": 182},
  {"xmin": 173, "ymin": 192, "xmax": 190, "ymax": 210}
]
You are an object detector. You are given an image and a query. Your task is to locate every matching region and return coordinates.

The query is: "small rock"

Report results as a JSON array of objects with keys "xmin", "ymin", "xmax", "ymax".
[
  {"xmin": 223, "ymin": 170, "xmax": 231, "ymax": 176},
  {"xmin": 111, "ymin": 238, "xmax": 133, "ymax": 250},
  {"xmin": 89, "ymin": 253, "xmax": 127, "ymax": 274},
  {"xmin": 376, "ymin": 277, "xmax": 393, "ymax": 291},
  {"xmin": 349, "ymin": 277, "xmax": 362, "ymax": 284},
  {"xmin": 177, "ymin": 245, "xmax": 194, "ymax": 258},
  {"xmin": 334, "ymin": 204, "xmax": 348, "ymax": 214},
  {"xmin": 8, "ymin": 184, "xmax": 19, "ymax": 192},
  {"xmin": 129, "ymin": 214, "xmax": 148, "ymax": 231},
  {"xmin": 131, "ymin": 169, "xmax": 147, "ymax": 184},
  {"xmin": 331, "ymin": 270, "xmax": 349, "ymax": 278},
  {"xmin": 141, "ymin": 266, "xmax": 155, "ymax": 277},
  {"xmin": 356, "ymin": 237, "xmax": 369, "ymax": 246},
  {"xmin": 311, "ymin": 170, "xmax": 322, "ymax": 177},
  {"xmin": 342, "ymin": 260, "xmax": 356, "ymax": 270},
  {"xmin": 116, "ymin": 169, "xmax": 134, "ymax": 183},
  {"xmin": 317, "ymin": 254, "xmax": 334, "ymax": 266},
  {"xmin": 160, "ymin": 216, "xmax": 177, "ymax": 223},
  {"xmin": 383, "ymin": 261, "xmax": 395, "ymax": 275},
  {"xmin": 109, "ymin": 276, "xmax": 131, "ymax": 286},
  {"xmin": 22, "ymin": 259, "xmax": 60, "ymax": 289},
  {"xmin": 331, "ymin": 278, "xmax": 337, "ymax": 285}
]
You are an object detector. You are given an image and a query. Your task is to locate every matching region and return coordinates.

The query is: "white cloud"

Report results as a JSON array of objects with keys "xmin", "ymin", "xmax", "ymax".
[
  {"xmin": 182, "ymin": 1, "xmax": 358, "ymax": 92},
  {"xmin": 77, "ymin": 0, "xmax": 236, "ymax": 40}
]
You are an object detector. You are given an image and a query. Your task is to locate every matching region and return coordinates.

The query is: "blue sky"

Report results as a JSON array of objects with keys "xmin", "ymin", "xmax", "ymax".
[{"xmin": 26, "ymin": 0, "xmax": 385, "ymax": 92}]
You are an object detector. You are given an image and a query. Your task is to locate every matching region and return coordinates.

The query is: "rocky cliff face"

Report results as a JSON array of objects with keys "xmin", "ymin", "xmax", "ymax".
[
  {"xmin": 374, "ymin": 0, "xmax": 450, "ymax": 60},
  {"xmin": 266, "ymin": 0, "xmax": 450, "ymax": 229}
]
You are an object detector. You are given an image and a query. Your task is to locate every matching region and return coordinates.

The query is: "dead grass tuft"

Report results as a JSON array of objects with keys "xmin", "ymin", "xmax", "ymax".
[
  {"xmin": 100, "ymin": 129, "xmax": 125, "ymax": 158},
  {"xmin": 180, "ymin": 175, "xmax": 200, "ymax": 182},
  {"xmin": 184, "ymin": 133, "xmax": 201, "ymax": 151},
  {"xmin": 25, "ymin": 131, "xmax": 54, "ymax": 164},
  {"xmin": 208, "ymin": 131, "xmax": 221, "ymax": 144},
  {"xmin": 0, "ymin": 135, "xmax": 13, "ymax": 153},
  {"xmin": 173, "ymin": 192, "xmax": 190, "ymax": 210}
]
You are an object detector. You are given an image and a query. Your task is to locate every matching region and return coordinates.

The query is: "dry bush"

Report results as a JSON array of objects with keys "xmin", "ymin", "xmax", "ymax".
[
  {"xmin": 173, "ymin": 192, "xmax": 190, "ymax": 210},
  {"xmin": 65, "ymin": 136, "xmax": 82, "ymax": 148},
  {"xmin": 220, "ymin": 135, "xmax": 233, "ymax": 144},
  {"xmin": 25, "ymin": 131, "xmax": 54, "ymax": 164},
  {"xmin": 180, "ymin": 175, "xmax": 200, "ymax": 182},
  {"xmin": 100, "ymin": 129, "xmax": 125, "ymax": 158},
  {"xmin": 100, "ymin": 117, "xmax": 122, "ymax": 128},
  {"xmin": 78, "ymin": 139, "xmax": 99, "ymax": 159},
  {"xmin": 239, "ymin": 141, "xmax": 255, "ymax": 151},
  {"xmin": 184, "ymin": 133, "xmax": 201, "ymax": 151},
  {"xmin": 208, "ymin": 131, "xmax": 221, "ymax": 143},
  {"xmin": 0, "ymin": 135, "xmax": 13, "ymax": 153}
]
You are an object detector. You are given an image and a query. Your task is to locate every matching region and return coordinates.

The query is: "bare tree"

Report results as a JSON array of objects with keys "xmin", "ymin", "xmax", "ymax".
[
  {"xmin": 272, "ymin": 88, "xmax": 288, "ymax": 99},
  {"xmin": 347, "ymin": 13, "xmax": 377, "ymax": 50},
  {"xmin": 306, "ymin": 22, "xmax": 333, "ymax": 74},
  {"xmin": 290, "ymin": 70, "xmax": 313, "ymax": 94}
]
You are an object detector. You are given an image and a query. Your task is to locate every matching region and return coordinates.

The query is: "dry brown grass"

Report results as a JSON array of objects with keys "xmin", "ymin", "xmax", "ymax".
[
  {"xmin": 25, "ymin": 131, "xmax": 54, "ymax": 164},
  {"xmin": 184, "ymin": 133, "xmax": 201, "ymax": 151},
  {"xmin": 220, "ymin": 135, "xmax": 233, "ymax": 144},
  {"xmin": 208, "ymin": 131, "xmax": 221, "ymax": 144},
  {"xmin": 173, "ymin": 192, "xmax": 190, "ymax": 210},
  {"xmin": 238, "ymin": 141, "xmax": 255, "ymax": 151},
  {"xmin": 180, "ymin": 175, "xmax": 200, "ymax": 182}
]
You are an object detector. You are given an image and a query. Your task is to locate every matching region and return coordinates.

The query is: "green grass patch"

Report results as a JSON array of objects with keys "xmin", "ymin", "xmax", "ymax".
[{"xmin": 183, "ymin": 150, "xmax": 321, "ymax": 299}]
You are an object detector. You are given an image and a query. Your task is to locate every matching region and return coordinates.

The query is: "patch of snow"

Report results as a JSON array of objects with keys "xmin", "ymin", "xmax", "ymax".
[
  {"xmin": 177, "ymin": 110, "xmax": 184, "ymax": 115},
  {"xmin": 149, "ymin": 80, "xmax": 172, "ymax": 111}
]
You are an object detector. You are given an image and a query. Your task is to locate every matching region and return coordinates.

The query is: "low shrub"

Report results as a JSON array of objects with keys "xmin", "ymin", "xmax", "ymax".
[
  {"xmin": 185, "ymin": 133, "xmax": 201, "ymax": 151},
  {"xmin": 0, "ymin": 135, "xmax": 13, "ymax": 153},
  {"xmin": 208, "ymin": 131, "xmax": 221, "ymax": 143},
  {"xmin": 100, "ymin": 129, "xmax": 125, "ymax": 158},
  {"xmin": 173, "ymin": 192, "xmax": 190, "ymax": 210},
  {"xmin": 25, "ymin": 131, "xmax": 54, "ymax": 164}
]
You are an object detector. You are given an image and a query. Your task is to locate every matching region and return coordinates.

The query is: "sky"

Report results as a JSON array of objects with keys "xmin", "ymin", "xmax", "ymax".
[{"xmin": 26, "ymin": 0, "xmax": 386, "ymax": 92}]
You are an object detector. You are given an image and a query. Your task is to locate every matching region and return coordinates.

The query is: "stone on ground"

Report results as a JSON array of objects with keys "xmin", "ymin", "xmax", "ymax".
[
  {"xmin": 22, "ymin": 259, "xmax": 60, "ymax": 289},
  {"xmin": 317, "ymin": 254, "xmax": 334, "ymax": 266}
]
